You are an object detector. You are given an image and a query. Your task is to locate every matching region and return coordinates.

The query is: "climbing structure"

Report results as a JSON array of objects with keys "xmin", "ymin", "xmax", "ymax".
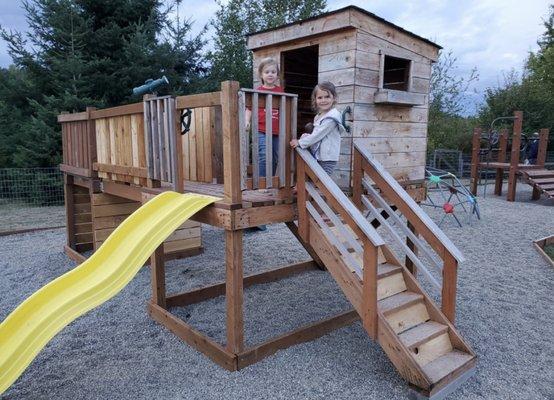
[{"xmin": 470, "ymin": 111, "xmax": 551, "ymax": 202}]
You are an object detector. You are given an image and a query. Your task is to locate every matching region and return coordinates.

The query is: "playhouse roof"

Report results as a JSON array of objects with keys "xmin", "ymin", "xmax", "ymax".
[{"xmin": 246, "ymin": 5, "xmax": 442, "ymax": 51}]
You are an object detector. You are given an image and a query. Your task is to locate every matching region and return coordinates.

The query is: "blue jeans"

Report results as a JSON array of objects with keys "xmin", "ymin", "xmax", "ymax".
[{"xmin": 258, "ymin": 132, "xmax": 279, "ymax": 177}]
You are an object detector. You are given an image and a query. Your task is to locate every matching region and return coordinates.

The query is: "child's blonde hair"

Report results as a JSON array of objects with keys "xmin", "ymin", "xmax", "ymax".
[
  {"xmin": 311, "ymin": 81, "xmax": 338, "ymax": 111},
  {"xmin": 258, "ymin": 58, "xmax": 280, "ymax": 85}
]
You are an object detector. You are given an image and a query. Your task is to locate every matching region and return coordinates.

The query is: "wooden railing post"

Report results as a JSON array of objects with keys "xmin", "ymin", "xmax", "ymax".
[
  {"xmin": 86, "ymin": 107, "xmax": 98, "ymax": 178},
  {"xmin": 441, "ymin": 253, "xmax": 458, "ymax": 323},
  {"xmin": 352, "ymin": 148, "xmax": 363, "ymax": 210},
  {"xmin": 470, "ymin": 127, "xmax": 482, "ymax": 196},
  {"xmin": 150, "ymin": 244, "xmax": 166, "ymax": 308},
  {"xmin": 507, "ymin": 111, "xmax": 523, "ymax": 202},
  {"xmin": 221, "ymin": 81, "xmax": 242, "ymax": 204},
  {"xmin": 362, "ymin": 241, "xmax": 378, "ymax": 339},
  {"xmin": 494, "ymin": 128, "xmax": 508, "ymax": 196},
  {"xmin": 296, "ymin": 154, "xmax": 309, "ymax": 243}
]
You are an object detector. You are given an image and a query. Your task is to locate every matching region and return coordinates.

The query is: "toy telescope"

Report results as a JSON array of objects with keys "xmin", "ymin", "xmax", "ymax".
[{"xmin": 132, "ymin": 76, "xmax": 169, "ymax": 96}]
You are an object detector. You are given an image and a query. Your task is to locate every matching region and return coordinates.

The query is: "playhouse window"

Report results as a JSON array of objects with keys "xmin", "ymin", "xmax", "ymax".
[{"xmin": 382, "ymin": 55, "xmax": 411, "ymax": 91}]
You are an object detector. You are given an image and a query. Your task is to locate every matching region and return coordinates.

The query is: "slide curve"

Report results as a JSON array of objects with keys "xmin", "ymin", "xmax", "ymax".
[{"xmin": 0, "ymin": 192, "xmax": 218, "ymax": 395}]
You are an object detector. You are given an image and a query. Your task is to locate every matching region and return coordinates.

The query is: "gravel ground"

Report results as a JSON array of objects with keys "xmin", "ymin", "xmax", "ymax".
[
  {"xmin": 1, "ymin": 185, "xmax": 553, "ymax": 400},
  {"xmin": 0, "ymin": 205, "xmax": 65, "ymax": 233}
]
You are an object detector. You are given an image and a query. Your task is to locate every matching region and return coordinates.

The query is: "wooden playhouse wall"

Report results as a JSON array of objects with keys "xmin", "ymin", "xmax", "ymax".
[{"xmin": 91, "ymin": 193, "xmax": 202, "ymax": 257}]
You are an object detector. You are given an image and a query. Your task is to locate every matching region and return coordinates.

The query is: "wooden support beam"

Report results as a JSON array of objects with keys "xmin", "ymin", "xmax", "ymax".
[
  {"xmin": 148, "ymin": 302, "xmax": 238, "ymax": 370},
  {"xmin": 469, "ymin": 127, "xmax": 481, "ymax": 196},
  {"xmin": 285, "ymin": 221, "xmax": 324, "ymax": 269},
  {"xmin": 225, "ymin": 229, "xmax": 244, "ymax": 353},
  {"xmin": 405, "ymin": 221, "xmax": 417, "ymax": 277},
  {"xmin": 236, "ymin": 310, "xmax": 359, "ymax": 369},
  {"xmin": 64, "ymin": 244, "xmax": 87, "ymax": 265},
  {"xmin": 507, "ymin": 111, "xmax": 523, "ymax": 202},
  {"xmin": 221, "ymin": 81, "xmax": 242, "ymax": 203},
  {"xmin": 166, "ymin": 260, "xmax": 318, "ymax": 308},
  {"xmin": 150, "ymin": 244, "xmax": 166, "ymax": 308},
  {"xmin": 441, "ymin": 253, "xmax": 457, "ymax": 323},
  {"xmin": 352, "ymin": 148, "xmax": 363, "ymax": 210},
  {"xmin": 296, "ymin": 155, "xmax": 309, "ymax": 242},
  {"xmin": 536, "ymin": 128, "xmax": 549, "ymax": 167},
  {"xmin": 362, "ymin": 240, "xmax": 378, "ymax": 339},
  {"xmin": 64, "ymin": 174, "xmax": 76, "ymax": 249}
]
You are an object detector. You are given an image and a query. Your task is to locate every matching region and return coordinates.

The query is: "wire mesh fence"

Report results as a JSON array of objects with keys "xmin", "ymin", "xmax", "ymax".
[{"xmin": 0, "ymin": 168, "xmax": 64, "ymax": 208}]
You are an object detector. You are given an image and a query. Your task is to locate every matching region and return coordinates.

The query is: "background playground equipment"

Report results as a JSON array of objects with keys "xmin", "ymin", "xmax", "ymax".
[
  {"xmin": 470, "ymin": 110, "xmax": 552, "ymax": 201},
  {"xmin": 0, "ymin": 192, "xmax": 218, "ymax": 395},
  {"xmin": 9, "ymin": 7, "xmax": 479, "ymax": 398},
  {"xmin": 422, "ymin": 167, "xmax": 480, "ymax": 227}
]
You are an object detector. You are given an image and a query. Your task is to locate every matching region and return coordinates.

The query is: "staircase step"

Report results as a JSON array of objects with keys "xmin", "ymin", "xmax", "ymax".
[
  {"xmin": 382, "ymin": 296, "xmax": 430, "ymax": 334},
  {"xmin": 377, "ymin": 271, "xmax": 407, "ymax": 300},
  {"xmin": 378, "ymin": 263, "xmax": 402, "ymax": 279},
  {"xmin": 532, "ymin": 177, "xmax": 554, "ymax": 184},
  {"xmin": 540, "ymin": 184, "xmax": 554, "ymax": 190},
  {"xmin": 379, "ymin": 291, "xmax": 423, "ymax": 315},
  {"xmin": 399, "ymin": 321, "xmax": 449, "ymax": 349},
  {"xmin": 411, "ymin": 332, "xmax": 453, "ymax": 367},
  {"xmin": 525, "ymin": 169, "xmax": 554, "ymax": 178},
  {"xmin": 422, "ymin": 350, "xmax": 475, "ymax": 384}
]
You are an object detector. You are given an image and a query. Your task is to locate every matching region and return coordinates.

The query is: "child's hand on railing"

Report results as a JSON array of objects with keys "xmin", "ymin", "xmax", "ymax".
[{"xmin": 290, "ymin": 139, "xmax": 299, "ymax": 148}]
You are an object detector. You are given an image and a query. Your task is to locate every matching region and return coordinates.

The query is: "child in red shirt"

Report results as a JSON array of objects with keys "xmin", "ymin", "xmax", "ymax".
[{"xmin": 245, "ymin": 58, "xmax": 284, "ymax": 177}]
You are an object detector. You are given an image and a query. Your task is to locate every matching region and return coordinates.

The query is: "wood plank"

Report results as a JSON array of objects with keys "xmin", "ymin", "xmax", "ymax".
[
  {"xmin": 163, "ymin": 237, "xmax": 202, "ymax": 253},
  {"xmin": 203, "ymin": 107, "xmax": 213, "ymax": 182},
  {"xmin": 237, "ymin": 310, "xmax": 359, "ymax": 369},
  {"xmin": 166, "ymin": 261, "xmax": 318, "ymax": 307},
  {"xmin": 166, "ymin": 227, "xmax": 201, "ymax": 242},
  {"xmin": 385, "ymin": 301, "xmax": 429, "ymax": 334},
  {"xmin": 150, "ymin": 244, "xmax": 166, "ymax": 307},
  {"xmin": 225, "ymin": 229, "xmax": 244, "ymax": 353},
  {"xmin": 354, "ymin": 103, "xmax": 428, "ymax": 123},
  {"xmin": 58, "ymin": 111, "xmax": 88, "ymax": 123},
  {"xmin": 64, "ymin": 244, "xmax": 87, "ymax": 265},
  {"xmin": 377, "ymin": 273, "xmax": 407, "ymax": 300},
  {"xmin": 422, "ymin": 351, "xmax": 474, "ymax": 384},
  {"xmin": 189, "ymin": 108, "xmax": 197, "ymax": 181},
  {"xmin": 412, "ymin": 332, "xmax": 452, "ymax": 367},
  {"xmin": 92, "ymin": 202, "xmax": 140, "ymax": 218},
  {"xmin": 350, "ymin": 9, "xmax": 439, "ymax": 61},
  {"xmin": 399, "ymin": 321, "xmax": 448, "ymax": 349},
  {"xmin": 93, "ymin": 162, "xmax": 148, "ymax": 178},
  {"xmin": 352, "ymin": 120, "xmax": 427, "ymax": 137},
  {"xmin": 90, "ymin": 103, "xmax": 143, "ymax": 119},
  {"xmin": 221, "ymin": 81, "xmax": 242, "ymax": 203},
  {"xmin": 196, "ymin": 106, "xmax": 205, "ymax": 182},
  {"xmin": 175, "ymin": 91, "xmax": 222, "ymax": 109},
  {"xmin": 147, "ymin": 303, "xmax": 237, "ymax": 370},
  {"xmin": 131, "ymin": 113, "xmax": 141, "ymax": 185}
]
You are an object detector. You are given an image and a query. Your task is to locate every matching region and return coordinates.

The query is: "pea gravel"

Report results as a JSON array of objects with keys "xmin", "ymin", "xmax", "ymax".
[{"xmin": 0, "ymin": 185, "xmax": 552, "ymax": 400}]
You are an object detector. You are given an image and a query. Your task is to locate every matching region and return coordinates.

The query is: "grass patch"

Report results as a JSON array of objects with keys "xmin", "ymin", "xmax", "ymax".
[{"xmin": 544, "ymin": 244, "xmax": 554, "ymax": 261}]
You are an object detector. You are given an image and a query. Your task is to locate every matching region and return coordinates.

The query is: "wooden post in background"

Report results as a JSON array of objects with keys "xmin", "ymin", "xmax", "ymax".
[
  {"xmin": 221, "ymin": 81, "xmax": 242, "ymax": 204},
  {"xmin": 225, "ymin": 229, "xmax": 244, "ymax": 353},
  {"xmin": 470, "ymin": 127, "xmax": 481, "ymax": 196},
  {"xmin": 86, "ymin": 106, "xmax": 98, "ymax": 178},
  {"xmin": 494, "ymin": 128, "xmax": 508, "ymax": 196},
  {"xmin": 536, "ymin": 128, "xmax": 549, "ymax": 167},
  {"xmin": 507, "ymin": 111, "xmax": 523, "ymax": 202}
]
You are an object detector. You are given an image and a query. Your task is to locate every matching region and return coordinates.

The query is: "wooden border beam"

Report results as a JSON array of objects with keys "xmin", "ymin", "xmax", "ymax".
[{"xmin": 166, "ymin": 260, "xmax": 318, "ymax": 308}]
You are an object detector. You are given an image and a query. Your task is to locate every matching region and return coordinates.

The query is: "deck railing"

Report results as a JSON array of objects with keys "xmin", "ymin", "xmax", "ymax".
[
  {"xmin": 353, "ymin": 143, "xmax": 464, "ymax": 322},
  {"xmin": 58, "ymin": 81, "xmax": 298, "ymax": 204},
  {"xmin": 295, "ymin": 147, "xmax": 385, "ymax": 338},
  {"xmin": 238, "ymin": 88, "xmax": 298, "ymax": 190}
]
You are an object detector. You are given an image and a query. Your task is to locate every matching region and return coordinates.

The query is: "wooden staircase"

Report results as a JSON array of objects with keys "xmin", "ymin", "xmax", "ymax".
[
  {"xmin": 521, "ymin": 169, "xmax": 554, "ymax": 199},
  {"xmin": 296, "ymin": 145, "xmax": 476, "ymax": 398}
]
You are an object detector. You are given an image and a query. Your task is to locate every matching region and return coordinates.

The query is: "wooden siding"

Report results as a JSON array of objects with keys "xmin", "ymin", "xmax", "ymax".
[{"xmin": 91, "ymin": 193, "xmax": 202, "ymax": 253}]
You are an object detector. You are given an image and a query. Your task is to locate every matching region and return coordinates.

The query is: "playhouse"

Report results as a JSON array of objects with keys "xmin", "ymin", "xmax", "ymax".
[
  {"xmin": 248, "ymin": 5, "xmax": 440, "ymax": 187},
  {"xmin": 1, "ymin": 6, "xmax": 477, "ymax": 399}
]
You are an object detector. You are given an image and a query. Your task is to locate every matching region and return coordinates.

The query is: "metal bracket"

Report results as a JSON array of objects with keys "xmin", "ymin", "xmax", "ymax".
[
  {"xmin": 341, "ymin": 106, "xmax": 352, "ymax": 133},
  {"xmin": 180, "ymin": 108, "xmax": 192, "ymax": 135}
]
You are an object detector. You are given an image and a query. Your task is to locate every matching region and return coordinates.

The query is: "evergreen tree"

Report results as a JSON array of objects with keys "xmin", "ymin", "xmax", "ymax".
[
  {"xmin": 206, "ymin": 0, "xmax": 326, "ymax": 90},
  {"xmin": 0, "ymin": 0, "xmax": 207, "ymax": 167}
]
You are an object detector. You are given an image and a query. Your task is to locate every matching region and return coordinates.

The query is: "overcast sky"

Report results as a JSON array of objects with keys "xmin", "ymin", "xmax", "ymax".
[{"xmin": 0, "ymin": 0, "xmax": 550, "ymax": 114}]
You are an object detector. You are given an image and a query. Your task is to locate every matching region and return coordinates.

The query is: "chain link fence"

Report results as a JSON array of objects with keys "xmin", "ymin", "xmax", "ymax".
[{"xmin": 0, "ymin": 168, "xmax": 65, "ymax": 232}]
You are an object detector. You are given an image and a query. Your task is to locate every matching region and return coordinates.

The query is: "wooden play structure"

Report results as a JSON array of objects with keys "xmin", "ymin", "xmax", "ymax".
[
  {"xmin": 533, "ymin": 235, "xmax": 554, "ymax": 267},
  {"xmin": 58, "ymin": 7, "xmax": 476, "ymax": 399},
  {"xmin": 470, "ymin": 110, "xmax": 552, "ymax": 201}
]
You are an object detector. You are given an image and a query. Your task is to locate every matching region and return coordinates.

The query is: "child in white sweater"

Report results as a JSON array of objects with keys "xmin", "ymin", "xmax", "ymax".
[{"xmin": 290, "ymin": 81, "xmax": 345, "ymax": 175}]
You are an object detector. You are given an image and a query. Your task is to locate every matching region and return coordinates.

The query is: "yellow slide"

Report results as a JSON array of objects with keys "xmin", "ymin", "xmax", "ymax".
[{"xmin": 0, "ymin": 192, "xmax": 218, "ymax": 395}]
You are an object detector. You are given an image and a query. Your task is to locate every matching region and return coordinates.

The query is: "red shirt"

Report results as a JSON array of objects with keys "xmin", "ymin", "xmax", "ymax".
[{"xmin": 256, "ymin": 85, "xmax": 284, "ymax": 135}]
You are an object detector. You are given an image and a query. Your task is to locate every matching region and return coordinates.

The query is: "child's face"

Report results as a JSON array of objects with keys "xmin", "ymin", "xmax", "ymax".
[
  {"xmin": 315, "ymin": 89, "xmax": 334, "ymax": 113},
  {"xmin": 261, "ymin": 64, "xmax": 278, "ymax": 87}
]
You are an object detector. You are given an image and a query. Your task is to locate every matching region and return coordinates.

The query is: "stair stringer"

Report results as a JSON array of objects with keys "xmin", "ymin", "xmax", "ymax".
[{"xmin": 307, "ymin": 219, "xmax": 433, "ymax": 390}]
